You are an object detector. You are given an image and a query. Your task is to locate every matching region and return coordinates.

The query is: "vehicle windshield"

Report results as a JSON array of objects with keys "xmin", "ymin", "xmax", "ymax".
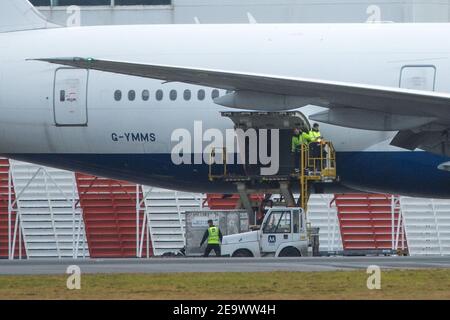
[{"xmin": 263, "ymin": 211, "xmax": 291, "ymax": 233}]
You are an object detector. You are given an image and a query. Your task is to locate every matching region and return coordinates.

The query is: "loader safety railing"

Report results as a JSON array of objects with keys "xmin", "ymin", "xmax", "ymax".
[
  {"xmin": 208, "ymin": 147, "xmax": 228, "ymax": 181},
  {"xmin": 300, "ymin": 140, "xmax": 337, "ymax": 211},
  {"xmin": 208, "ymin": 141, "xmax": 336, "ymax": 181}
]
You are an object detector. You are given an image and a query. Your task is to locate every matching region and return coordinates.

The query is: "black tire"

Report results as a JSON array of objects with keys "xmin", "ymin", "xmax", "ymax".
[
  {"xmin": 278, "ymin": 247, "xmax": 301, "ymax": 257},
  {"xmin": 232, "ymin": 249, "xmax": 254, "ymax": 257}
]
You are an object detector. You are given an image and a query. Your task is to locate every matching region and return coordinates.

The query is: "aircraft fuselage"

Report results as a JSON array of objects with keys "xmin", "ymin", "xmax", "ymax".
[{"xmin": 1, "ymin": 23, "xmax": 450, "ymax": 197}]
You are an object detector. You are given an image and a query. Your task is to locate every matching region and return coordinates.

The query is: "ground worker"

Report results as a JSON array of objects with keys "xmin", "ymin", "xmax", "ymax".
[
  {"xmin": 308, "ymin": 123, "xmax": 324, "ymax": 171},
  {"xmin": 291, "ymin": 128, "xmax": 311, "ymax": 173},
  {"xmin": 200, "ymin": 219, "xmax": 223, "ymax": 257},
  {"xmin": 309, "ymin": 123, "xmax": 323, "ymax": 143}
]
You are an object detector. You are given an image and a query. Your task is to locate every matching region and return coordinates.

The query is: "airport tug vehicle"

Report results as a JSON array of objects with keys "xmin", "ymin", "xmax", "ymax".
[
  {"xmin": 208, "ymin": 111, "xmax": 337, "ymax": 257},
  {"xmin": 221, "ymin": 207, "xmax": 309, "ymax": 257}
]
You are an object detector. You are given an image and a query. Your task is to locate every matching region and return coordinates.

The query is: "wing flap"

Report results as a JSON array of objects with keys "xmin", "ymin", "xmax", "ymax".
[
  {"xmin": 392, "ymin": 130, "xmax": 450, "ymax": 156},
  {"xmin": 309, "ymin": 108, "xmax": 438, "ymax": 131}
]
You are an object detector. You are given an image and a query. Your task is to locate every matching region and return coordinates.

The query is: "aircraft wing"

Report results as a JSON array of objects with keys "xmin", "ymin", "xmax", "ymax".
[{"xmin": 33, "ymin": 57, "xmax": 450, "ymax": 157}]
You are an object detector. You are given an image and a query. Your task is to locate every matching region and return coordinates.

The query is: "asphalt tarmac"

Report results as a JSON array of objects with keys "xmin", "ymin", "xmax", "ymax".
[{"xmin": 1, "ymin": 256, "xmax": 450, "ymax": 275}]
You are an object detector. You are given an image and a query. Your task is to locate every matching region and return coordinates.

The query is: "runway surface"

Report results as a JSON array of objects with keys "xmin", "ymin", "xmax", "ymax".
[{"xmin": 1, "ymin": 256, "xmax": 450, "ymax": 275}]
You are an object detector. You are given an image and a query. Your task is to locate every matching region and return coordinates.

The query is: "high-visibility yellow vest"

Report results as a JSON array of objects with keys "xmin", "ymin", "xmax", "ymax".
[
  {"xmin": 292, "ymin": 133, "xmax": 310, "ymax": 152},
  {"xmin": 309, "ymin": 130, "xmax": 322, "ymax": 142},
  {"xmin": 208, "ymin": 226, "xmax": 220, "ymax": 244}
]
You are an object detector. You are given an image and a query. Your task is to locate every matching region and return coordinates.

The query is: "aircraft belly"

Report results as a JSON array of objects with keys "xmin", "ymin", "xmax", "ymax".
[{"xmin": 3, "ymin": 151, "xmax": 450, "ymax": 198}]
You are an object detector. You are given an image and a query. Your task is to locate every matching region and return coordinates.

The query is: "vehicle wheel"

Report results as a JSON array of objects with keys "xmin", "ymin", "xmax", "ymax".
[
  {"xmin": 232, "ymin": 249, "xmax": 254, "ymax": 257},
  {"xmin": 278, "ymin": 247, "xmax": 301, "ymax": 257}
]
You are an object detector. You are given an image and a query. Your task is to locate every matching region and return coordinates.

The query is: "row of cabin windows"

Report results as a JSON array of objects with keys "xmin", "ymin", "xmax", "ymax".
[{"xmin": 114, "ymin": 89, "xmax": 221, "ymax": 102}]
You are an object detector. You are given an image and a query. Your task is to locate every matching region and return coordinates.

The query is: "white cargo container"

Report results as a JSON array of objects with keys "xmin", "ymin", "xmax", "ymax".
[{"xmin": 185, "ymin": 210, "xmax": 249, "ymax": 256}]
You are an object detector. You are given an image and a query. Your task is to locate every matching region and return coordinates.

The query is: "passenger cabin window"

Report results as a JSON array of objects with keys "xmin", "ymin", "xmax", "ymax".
[
  {"xmin": 128, "ymin": 90, "xmax": 136, "ymax": 101},
  {"xmin": 211, "ymin": 89, "xmax": 220, "ymax": 99},
  {"xmin": 156, "ymin": 89, "xmax": 163, "ymax": 101},
  {"xmin": 60, "ymin": 90, "xmax": 66, "ymax": 102},
  {"xmin": 184, "ymin": 89, "xmax": 191, "ymax": 101},
  {"xmin": 170, "ymin": 90, "xmax": 177, "ymax": 101},
  {"xmin": 198, "ymin": 89, "xmax": 205, "ymax": 101},
  {"xmin": 142, "ymin": 90, "xmax": 150, "ymax": 101},
  {"xmin": 114, "ymin": 90, "xmax": 122, "ymax": 101},
  {"xmin": 263, "ymin": 211, "xmax": 291, "ymax": 234}
]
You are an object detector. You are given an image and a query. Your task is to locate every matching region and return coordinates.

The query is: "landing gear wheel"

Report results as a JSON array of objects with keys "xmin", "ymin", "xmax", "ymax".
[{"xmin": 278, "ymin": 247, "xmax": 301, "ymax": 257}]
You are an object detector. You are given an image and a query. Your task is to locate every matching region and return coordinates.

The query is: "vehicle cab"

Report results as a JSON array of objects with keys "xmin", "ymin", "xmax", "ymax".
[{"xmin": 221, "ymin": 207, "xmax": 309, "ymax": 257}]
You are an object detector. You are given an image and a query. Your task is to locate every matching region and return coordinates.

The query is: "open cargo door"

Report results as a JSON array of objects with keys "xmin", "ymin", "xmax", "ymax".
[{"xmin": 220, "ymin": 111, "xmax": 311, "ymax": 176}]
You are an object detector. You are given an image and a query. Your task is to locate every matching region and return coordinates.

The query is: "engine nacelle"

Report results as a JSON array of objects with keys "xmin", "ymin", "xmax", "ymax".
[{"xmin": 214, "ymin": 90, "xmax": 320, "ymax": 111}]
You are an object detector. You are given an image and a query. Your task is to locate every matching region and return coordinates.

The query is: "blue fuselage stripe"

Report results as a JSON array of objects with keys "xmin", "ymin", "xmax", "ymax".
[{"xmin": 4, "ymin": 151, "xmax": 450, "ymax": 197}]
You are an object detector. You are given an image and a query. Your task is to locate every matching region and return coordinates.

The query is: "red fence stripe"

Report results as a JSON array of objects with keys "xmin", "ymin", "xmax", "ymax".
[
  {"xmin": 75, "ymin": 174, "xmax": 152, "ymax": 258},
  {"xmin": 335, "ymin": 194, "xmax": 407, "ymax": 252},
  {"xmin": 0, "ymin": 158, "xmax": 26, "ymax": 259}
]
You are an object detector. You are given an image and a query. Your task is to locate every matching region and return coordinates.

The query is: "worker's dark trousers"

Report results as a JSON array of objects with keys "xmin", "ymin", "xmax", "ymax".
[
  {"xmin": 204, "ymin": 244, "xmax": 221, "ymax": 257},
  {"xmin": 292, "ymin": 152, "xmax": 300, "ymax": 170},
  {"xmin": 309, "ymin": 143, "xmax": 321, "ymax": 170}
]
